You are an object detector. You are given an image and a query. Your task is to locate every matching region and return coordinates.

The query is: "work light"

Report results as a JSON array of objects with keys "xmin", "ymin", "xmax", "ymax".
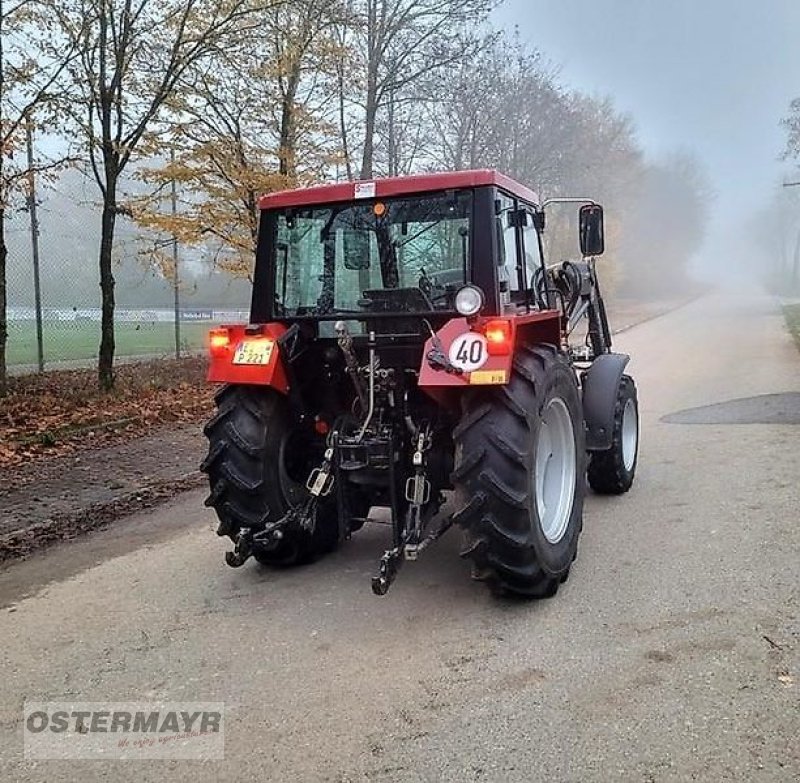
[{"xmin": 454, "ymin": 285, "xmax": 484, "ymax": 317}]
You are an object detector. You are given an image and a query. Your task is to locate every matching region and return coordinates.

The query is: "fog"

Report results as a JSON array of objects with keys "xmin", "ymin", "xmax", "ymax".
[
  {"xmin": 5, "ymin": 0, "xmax": 799, "ymax": 333},
  {"xmin": 498, "ymin": 0, "xmax": 800, "ymax": 285}
]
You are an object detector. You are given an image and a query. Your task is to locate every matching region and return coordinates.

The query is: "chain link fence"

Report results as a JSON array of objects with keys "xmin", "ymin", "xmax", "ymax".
[{"xmin": 5, "ymin": 167, "xmax": 251, "ymax": 374}]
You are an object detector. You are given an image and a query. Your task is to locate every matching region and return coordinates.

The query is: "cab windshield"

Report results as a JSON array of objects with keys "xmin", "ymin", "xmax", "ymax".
[{"xmin": 273, "ymin": 190, "xmax": 471, "ymax": 317}]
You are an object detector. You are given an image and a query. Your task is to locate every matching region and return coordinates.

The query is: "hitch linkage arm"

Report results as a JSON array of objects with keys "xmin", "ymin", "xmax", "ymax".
[
  {"xmin": 225, "ymin": 445, "xmax": 337, "ymax": 568},
  {"xmin": 371, "ymin": 512, "xmax": 456, "ymax": 596},
  {"xmin": 371, "ymin": 424, "xmax": 452, "ymax": 596}
]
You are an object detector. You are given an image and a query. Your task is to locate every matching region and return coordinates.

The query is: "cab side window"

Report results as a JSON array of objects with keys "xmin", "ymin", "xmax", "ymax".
[
  {"xmin": 521, "ymin": 209, "xmax": 542, "ymax": 291},
  {"xmin": 495, "ymin": 192, "xmax": 522, "ymax": 307}
]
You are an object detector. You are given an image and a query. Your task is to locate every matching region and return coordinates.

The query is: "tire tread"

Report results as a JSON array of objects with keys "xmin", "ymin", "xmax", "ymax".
[
  {"xmin": 452, "ymin": 344, "xmax": 586, "ymax": 598},
  {"xmin": 201, "ymin": 386, "xmax": 336, "ymax": 565}
]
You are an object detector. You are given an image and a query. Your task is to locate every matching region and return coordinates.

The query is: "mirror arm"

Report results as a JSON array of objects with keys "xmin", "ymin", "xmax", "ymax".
[{"xmin": 540, "ymin": 197, "xmax": 599, "ymax": 209}]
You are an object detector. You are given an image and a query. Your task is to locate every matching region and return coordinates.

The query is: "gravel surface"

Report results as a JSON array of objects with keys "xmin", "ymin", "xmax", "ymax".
[{"xmin": 0, "ymin": 289, "xmax": 797, "ymax": 782}]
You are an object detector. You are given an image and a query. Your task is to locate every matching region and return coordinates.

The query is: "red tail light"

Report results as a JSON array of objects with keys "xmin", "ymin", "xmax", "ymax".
[
  {"xmin": 209, "ymin": 328, "xmax": 230, "ymax": 353},
  {"xmin": 483, "ymin": 319, "xmax": 513, "ymax": 355}
]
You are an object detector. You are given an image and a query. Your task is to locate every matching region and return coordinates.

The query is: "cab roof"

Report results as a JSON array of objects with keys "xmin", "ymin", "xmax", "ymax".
[{"xmin": 257, "ymin": 169, "xmax": 540, "ymax": 211}]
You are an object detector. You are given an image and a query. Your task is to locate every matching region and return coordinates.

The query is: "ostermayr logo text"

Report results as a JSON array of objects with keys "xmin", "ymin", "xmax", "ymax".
[{"xmin": 23, "ymin": 702, "xmax": 225, "ymax": 760}]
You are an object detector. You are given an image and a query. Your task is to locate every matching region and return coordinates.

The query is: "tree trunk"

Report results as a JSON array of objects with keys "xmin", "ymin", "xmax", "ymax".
[
  {"xmin": 278, "ymin": 102, "xmax": 293, "ymax": 179},
  {"xmin": 98, "ymin": 198, "xmax": 116, "ymax": 390},
  {"xmin": 360, "ymin": 89, "xmax": 377, "ymax": 180},
  {"xmin": 0, "ymin": 206, "xmax": 7, "ymax": 396},
  {"xmin": 337, "ymin": 66, "xmax": 353, "ymax": 180},
  {"xmin": 278, "ymin": 71, "xmax": 300, "ymax": 180},
  {"xmin": 387, "ymin": 87, "xmax": 396, "ymax": 177},
  {"xmin": 360, "ymin": 0, "xmax": 379, "ymax": 181}
]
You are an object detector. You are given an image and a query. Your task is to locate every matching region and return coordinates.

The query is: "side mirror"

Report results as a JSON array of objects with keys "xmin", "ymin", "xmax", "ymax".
[
  {"xmin": 342, "ymin": 229, "xmax": 370, "ymax": 270},
  {"xmin": 579, "ymin": 204, "xmax": 604, "ymax": 257}
]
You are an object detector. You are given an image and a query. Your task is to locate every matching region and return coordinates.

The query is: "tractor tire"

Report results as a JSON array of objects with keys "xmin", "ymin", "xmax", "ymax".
[
  {"xmin": 452, "ymin": 344, "xmax": 586, "ymax": 597},
  {"xmin": 201, "ymin": 385, "xmax": 339, "ymax": 566},
  {"xmin": 587, "ymin": 375, "xmax": 639, "ymax": 495}
]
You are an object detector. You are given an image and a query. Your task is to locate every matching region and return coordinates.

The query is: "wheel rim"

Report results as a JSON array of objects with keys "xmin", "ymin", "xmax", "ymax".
[
  {"xmin": 621, "ymin": 397, "xmax": 638, "ymax": 472},
  {"xmin": 534, "ymin": 397, "xmax": 577, "ymax": 544}
]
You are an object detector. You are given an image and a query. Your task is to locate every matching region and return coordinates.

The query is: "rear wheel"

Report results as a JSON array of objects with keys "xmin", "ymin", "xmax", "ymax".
[
  {"xmin": 201, "ymin": 385, "xmax": 339, "ymax": 566},
  {"xmin": 452, "ymin": 344, "xmax": 586, "ymax": 597},
  {"xmin": 587, "ymin": 375, "xmax": 639, "ymax": 495}
]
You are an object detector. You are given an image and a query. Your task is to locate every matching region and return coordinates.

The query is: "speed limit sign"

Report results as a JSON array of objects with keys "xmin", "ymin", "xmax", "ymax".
[{"xmin": 448, "ymin": 333, "xmax": 488, "ymax": 372}]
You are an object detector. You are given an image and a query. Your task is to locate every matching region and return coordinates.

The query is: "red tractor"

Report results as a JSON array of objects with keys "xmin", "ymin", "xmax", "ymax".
[{"xmin": 202, "ymin": 170, "xmax": 639, "ymax": 597}]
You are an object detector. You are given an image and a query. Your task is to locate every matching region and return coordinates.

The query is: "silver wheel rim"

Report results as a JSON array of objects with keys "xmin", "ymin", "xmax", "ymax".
[
  {"xmin": 535, "ymin": 397, "xmax": 577, "ymax": 544},
  {"xmin": 621, "ymin": 397, "xmax": 638, "ymax": 472}
]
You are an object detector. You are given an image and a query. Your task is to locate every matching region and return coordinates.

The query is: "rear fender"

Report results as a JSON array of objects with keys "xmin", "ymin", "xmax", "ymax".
[
  {"xmin": 207, "ymin": 322, "xmax": 289, "ymax": 392},
  {"xmin": 417, "ymin": 310, "xmax": 562, "ymax": 409},
  {"xmin": 581, "ymin": 353, "xmax": 630, "ymax": 450}
]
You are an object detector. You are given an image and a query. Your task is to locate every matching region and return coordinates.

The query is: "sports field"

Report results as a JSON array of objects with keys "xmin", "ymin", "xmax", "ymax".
[{"xmin": 6, "ymin": 320, "xmax": 211, "ymax": 367}]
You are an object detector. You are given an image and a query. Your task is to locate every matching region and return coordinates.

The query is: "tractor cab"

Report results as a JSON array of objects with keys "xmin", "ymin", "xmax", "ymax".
[{"xmin": 253, "ymin": 170, "xmax": 552, "ymax": 329}]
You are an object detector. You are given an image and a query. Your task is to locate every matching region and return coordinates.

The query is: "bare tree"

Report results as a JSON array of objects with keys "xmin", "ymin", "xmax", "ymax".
[
  {"xmin": 370, "ymin": 26, "xmax": 494, "ymax": 177},
  {"xmin": 425, "ymin": 31, "xmax": 668, "ymax": 288},
  {"xmin": 338, "ymin": 0, "xmax": 493, "ymax": 180},
  {"xmin": 40, "ymin": 0, "xmax": 266, "ymax": 389}
]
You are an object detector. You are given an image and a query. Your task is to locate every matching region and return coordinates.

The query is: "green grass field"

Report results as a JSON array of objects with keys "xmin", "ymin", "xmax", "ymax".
[
  {"xmin": 6, "ymin": 320, "xmax": 212, "ymax": 367},
  {"xmin": 784, "ymin": 304, "xmax": 800, "ymax": 352}
]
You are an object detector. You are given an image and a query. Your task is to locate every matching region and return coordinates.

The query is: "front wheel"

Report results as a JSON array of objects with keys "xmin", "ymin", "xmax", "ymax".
[
  {"xmin": 451, "ymin": 344, "xmax": 586, "ymax": 597},
  {"xmin": 587, "ymin": 375, "xmax": 639, "ymax": 495}
]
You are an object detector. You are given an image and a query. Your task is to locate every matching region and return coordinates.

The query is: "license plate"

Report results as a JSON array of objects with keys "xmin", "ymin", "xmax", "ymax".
[
  {"xmin": 469, "ymin": 369, "xmax": 507, "ymax": 385},
  {"xmin": 233, "ymin": 339, "xmax": 274, "ymax": 365}
]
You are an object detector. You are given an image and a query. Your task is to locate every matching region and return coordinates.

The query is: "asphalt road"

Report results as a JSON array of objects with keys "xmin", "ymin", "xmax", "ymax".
[{"xmin": 1, "ymin": 289, "xmax": 798, "ymax": 782}]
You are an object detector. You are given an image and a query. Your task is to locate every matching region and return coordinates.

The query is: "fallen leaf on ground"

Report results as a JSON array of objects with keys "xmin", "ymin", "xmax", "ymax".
[{"xmin": 0, "ymin": 357, "xmax": 213, "ymax": 474}]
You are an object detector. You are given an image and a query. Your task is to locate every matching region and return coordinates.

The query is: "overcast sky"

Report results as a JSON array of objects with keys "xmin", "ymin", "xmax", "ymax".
[{"xmin": 496, "ymin": 0, "xmax": 800, "ymax": 262}]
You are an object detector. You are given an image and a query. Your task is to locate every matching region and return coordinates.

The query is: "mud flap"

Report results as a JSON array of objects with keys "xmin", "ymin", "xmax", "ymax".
[{"xmin": 582, "ymin": 353, "xmax": 630, "ymax": 450}]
